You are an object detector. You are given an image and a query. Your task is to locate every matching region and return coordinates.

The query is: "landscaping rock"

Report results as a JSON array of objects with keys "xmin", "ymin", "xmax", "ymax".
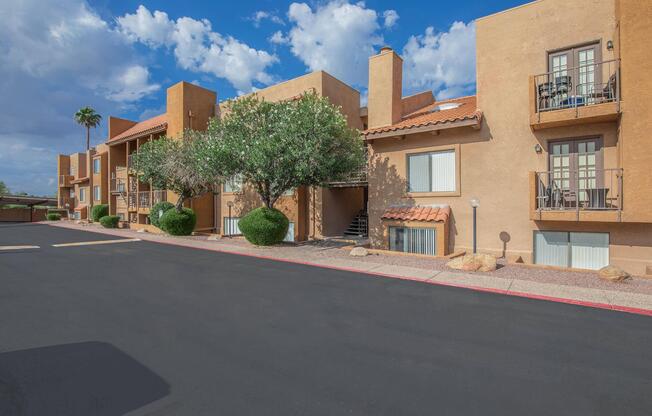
[
  {"xmin": 349, "ymin": 247, "xmax": 369, "ymax": 257},
  {"xmin": 136, "ymin": 228, "xmax": 148, "ymax": 233},
  {"xmin": 447, "ymin": 254, "xmax": 497, "ymax": 272},
  {"xmin": 598, "ymin": 265, "xmax": 631, "ymax": 282},
  {"xmin": 207, "ymin": 235, "xmax": 221, "ymax": 241}
]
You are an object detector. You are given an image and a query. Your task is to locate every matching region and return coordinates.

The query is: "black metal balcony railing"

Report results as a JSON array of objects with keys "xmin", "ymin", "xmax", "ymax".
[
  {"xmin": 138, "ymin": 191, "xmax": 151, "ymax": 208},
  {"xmin": 128, "ymin": 193, "xmax": 137, "ymax": 210},
  {"xmin": 534, "ymin": 59, "xmax": 620, "ymax": 114},
  {"xmin": 110, "ymin": 178, "xmax": 126, "ymax": 193},
  {"xmin": 152, "ymin": 190, "xmax": 167, "ymax": 205},
  {"xmin": 535, "ymin": 168, "xmax": 623, "ymax": 212}
]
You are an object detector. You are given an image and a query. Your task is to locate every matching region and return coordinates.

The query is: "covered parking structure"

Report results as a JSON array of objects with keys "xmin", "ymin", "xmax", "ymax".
[{"xmin": 0, "ymin": 195, "xmax": 57, "ymax": 222}]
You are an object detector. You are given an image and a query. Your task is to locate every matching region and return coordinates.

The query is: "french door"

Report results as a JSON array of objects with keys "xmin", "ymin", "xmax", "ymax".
[
  {"xmin": 549, "ymin": 138, "xmax": 603, "ymax": 204},
  {"xmin": 548, "ymin": 43, "xmax": 601, "ymax": 105}
]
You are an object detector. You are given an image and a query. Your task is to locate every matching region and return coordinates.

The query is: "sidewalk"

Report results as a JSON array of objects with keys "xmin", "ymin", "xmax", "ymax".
[{"xmin": 46, "ymin": 221, "xmax": 652, "ymax": 316}]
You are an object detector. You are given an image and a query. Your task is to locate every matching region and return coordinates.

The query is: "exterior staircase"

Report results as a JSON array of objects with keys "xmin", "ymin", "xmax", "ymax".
[{"xmin": 343, "ymin": 211, "xmax": 368, "ymax": 237}]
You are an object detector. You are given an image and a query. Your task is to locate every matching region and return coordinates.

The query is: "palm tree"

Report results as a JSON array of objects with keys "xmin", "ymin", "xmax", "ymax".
[{"xmin": 74, "ymin": 107, "xmax": 102, "ymax": 151}]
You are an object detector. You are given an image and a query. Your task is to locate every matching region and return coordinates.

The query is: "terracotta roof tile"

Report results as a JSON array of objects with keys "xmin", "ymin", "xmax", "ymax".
[
  {"xmin": 381, "ymin": 205, "xmax": 451, "ymax": 223},
  {"xmin": 109, "ymin": 114, "xmax": 167, "ymax": 143},
  {"xmin": 364, "ymin": 96, "xmax": 481, "ymax": 136}
]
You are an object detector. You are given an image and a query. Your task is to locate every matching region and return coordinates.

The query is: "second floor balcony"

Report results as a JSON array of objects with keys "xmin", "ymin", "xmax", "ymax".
[
  {"xmin": 59, "ymin": 175, "xmax": 73, "ymax": 187},
  {"xmin": 110, "ymin": 178, "xmax": 126, "ymax": 194},
  {"xmin": 530, "ymin": 59, "xmax": 620, "ymax": 130},
  {"xmin": 530, "ymin": 168, "xmax": 623, "ymax": 222}
]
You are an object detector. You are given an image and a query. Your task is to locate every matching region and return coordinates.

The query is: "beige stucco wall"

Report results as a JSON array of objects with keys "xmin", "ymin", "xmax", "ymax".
[{"xmin": 367, "ymin": 0, "xmax": 652, "ymax": 275}]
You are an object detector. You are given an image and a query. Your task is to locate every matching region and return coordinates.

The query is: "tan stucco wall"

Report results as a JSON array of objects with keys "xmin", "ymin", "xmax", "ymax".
[
  {"xmin": 320, "ymin": 187, "xmax": 365, "ymax": 237},
  {"xmin": 368, "ymin": 48, "xmax": 402, "ymax": 129}
]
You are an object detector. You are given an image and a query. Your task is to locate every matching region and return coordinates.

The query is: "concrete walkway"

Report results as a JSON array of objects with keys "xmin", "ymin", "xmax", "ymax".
[{"xmin": 46, "ymin": 221, "xmax": 652, "ymax": 316}]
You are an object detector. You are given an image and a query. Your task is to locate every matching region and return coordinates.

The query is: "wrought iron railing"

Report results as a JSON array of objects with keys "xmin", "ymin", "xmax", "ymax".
[
  {"xmin": 534, "ymin": 59, "xmax": 620, "ymax": 114},
  {"xmin": 534, "ymin": 168, "xmax": 623, "ymax": 212},
  {"xmin": 138, "ymin": 191, "xmax": 151, "ymax": 208},
  {"xmin": 128, "ymin": 193, "xmax": 137, "ymax": 210},
  {"xmin": 110, "ymin": 178, "xmax": 126, "ymax": 193}
]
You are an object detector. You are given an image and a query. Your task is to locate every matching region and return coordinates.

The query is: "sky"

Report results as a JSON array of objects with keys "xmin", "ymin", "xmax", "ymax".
[{"xmin": 0, "ymin": 0, "xmax": 530, "ymax": 196}]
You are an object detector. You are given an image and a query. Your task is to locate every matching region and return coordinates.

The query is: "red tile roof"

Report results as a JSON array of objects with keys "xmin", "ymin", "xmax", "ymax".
[
  {"xmin": 365, "ymin": 96, "xmax": 481, "ymax": 136},
  {"xmin": 381, "ymin": 205, "xmax": 451, "ymax": 223},
  {"xmin": 109, "ymin": 114, "xmax": 167, "ymax": 143}
]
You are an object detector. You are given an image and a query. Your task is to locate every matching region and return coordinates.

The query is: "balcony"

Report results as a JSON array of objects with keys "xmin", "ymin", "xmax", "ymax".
[
  {"xmin": 530, "ymin": 168, "xmax": 623, "ymax": 222},
  {"xmin": 58, "ymin": 197, "xmax": 75, "ymax": 209},
  {"xmin": 128, "ymin": 193, "xmax": 137, "ymax": 211},
  {"xmin": 59, "ymin": 175, "xmax": 73, "ymax": 187},
  {"xmin": 152, "ymin": 190, "xmax": 167, "ymax": 205},
  {"xmin": 138, "ymin": 191, "xmax": 151, "ymax": 209},
  {"xmin": 530, "ymin": 60, "xmax": 620, "ymax": 130},
  {"xmin": 110, "ymin": 178, "xmax": 126, "ymax": 194}
]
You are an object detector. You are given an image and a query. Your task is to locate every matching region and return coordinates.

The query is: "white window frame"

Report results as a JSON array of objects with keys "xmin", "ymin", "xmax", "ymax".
[
  {"xmin": 79, "ymin": 188, "xmax": 86, "ymax": 202},
  {"xmin": 93, "ymin": 185, "xmax": 101, "ymax": 201},
  {"xmin": 407, "ymin": 148, "xmax": 457, "ymax": 194},
  {"xmin": 389, "ymin": 226, "xmax": 437, "ymax": 256},
  {"xmin": 93, "ymin": 158, "xmax": 101, "ymax": 174}
]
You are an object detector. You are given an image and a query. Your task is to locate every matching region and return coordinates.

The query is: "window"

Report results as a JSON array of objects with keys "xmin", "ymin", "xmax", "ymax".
[
  {"xmin": 70, "ymin": 189, "xmax": 75, "ymax": 199},
  {"xmin": 223, "ymin": 176, "xmax": 242, "ymax": 193},
  {"xmin": 223, "ymin": 217, "xmax": 241, "ymax": 235},
  {"xmin": 93, "ymin": 158, "xmax": 101, "ymax": 174},
  {"xmin": 389, "ymin": 227, "xmax": 437, "ymax": 256},
  {"xmin": 547, "ymin": 43, "xmax": 601, "ymax": 106},
  {"xmin": 79, "ymin": 188, "xmax": 86, "ymax": 202},
  {"xmin": 118, "ymin": 213, "xmax": 125, "ymax": 221},
  {"xmin": 93, "ymin": 185, "xmax": 101, "ymax": 201},
  {"xmin": 549, "ymin": 138, "xmax": 603, "ymax": 203},
  {"xmin": 534, "ymin": 231, "xmax": 608, "ymax": 270},
  {"xmin": 407, "ymin": 149, "xmax": 456, "ymax": 193}
]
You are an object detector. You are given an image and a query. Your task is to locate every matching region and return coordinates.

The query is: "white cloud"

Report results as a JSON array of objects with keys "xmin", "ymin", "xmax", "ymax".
[
  {"xmin": 269, "ymin": 31, "xmax": 289, "ymax": 45},
  {"xmin": 382, "ymin": 10, "xmax": 399, "ymax": 28},
  {"xmin": 251, "ymin": 11, "xmax": 285, "ymax": 27},
  {"xmin": 286, "ymin": 1, "xmax": 383, "ymax": 87},
  {"xmin": 105, "ymin": 66, "xmax": 161, "ymax": 102},
  {"xmin": 117, "ymin": 5, "xmax": 278, "ymax": 93},
  {"xmin": 402, "ymin": 21, "xmax": 476, "ymax": 99},
  {"xmin": 0, "ymin": 0, "xmax": 161, "ymax": 195}
]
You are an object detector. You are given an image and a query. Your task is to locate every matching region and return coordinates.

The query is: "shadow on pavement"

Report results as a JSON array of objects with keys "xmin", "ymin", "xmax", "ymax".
[{"xmin": 0, "ymin": 341, "xmax": 169, "ymax": 416}]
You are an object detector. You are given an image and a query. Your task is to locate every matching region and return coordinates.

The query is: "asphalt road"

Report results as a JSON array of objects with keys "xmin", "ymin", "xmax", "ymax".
[{"xmin": 0, "ymin": 223, "xmax": 651, "ymax": 415}]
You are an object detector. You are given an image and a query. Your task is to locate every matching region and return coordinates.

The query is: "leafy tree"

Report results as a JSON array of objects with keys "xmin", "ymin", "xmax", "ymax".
[
  {"xmin": 0, "ymin": 181, "xmax": 8, "ymax": 195},
  {"xmin": 204, "ymin": 92, "xmax": 365, "ymax": 209},
  {"xmin": 74, "ymin": 107, "xmax": 102, "ymax": 151},
  {"xmin": 131, "ymin": 133, "xmax": 222, "ymax": 212}
]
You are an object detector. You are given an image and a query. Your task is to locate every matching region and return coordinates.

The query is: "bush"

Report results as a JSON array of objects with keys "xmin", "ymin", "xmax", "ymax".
[
  {"xmin": 238, "ymin": 207, "xmax": 289, "ymax": 246},
  {"xmin": 91, "ymin": 204, "xmax": 109, "ymax": 222},
  {"xmin": 160, "ymin": 208, "xmax": 196, "ymax": 236},
  {"xmin": 150, "ymin": 201, "xmax": 175, "ymax": 228},
  {"xmin": 99, "ymin": 215, "xmax": 120, "ymax": 228},
  {"xmin": 46, "ymin": 213, "xmax": 61, "ymax": 221}
]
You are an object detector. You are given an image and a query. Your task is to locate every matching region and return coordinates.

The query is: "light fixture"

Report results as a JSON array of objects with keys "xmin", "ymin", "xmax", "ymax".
[
  {"xmin": 607, "ymin": 40, "xmax": 614, "ymax": 50},
  {"xmin": 534, "ymin": 143, "xmax": 543, "ymax": 153},
  {"xmin": 469, "ymin": 197, "xmax": 480, "ymax": 254}
]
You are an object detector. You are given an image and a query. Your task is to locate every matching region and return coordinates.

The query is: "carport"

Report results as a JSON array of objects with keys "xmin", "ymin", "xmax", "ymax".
[{"xmin": 0, "ymin": 195, "xmax": 57, "ymax": 222}]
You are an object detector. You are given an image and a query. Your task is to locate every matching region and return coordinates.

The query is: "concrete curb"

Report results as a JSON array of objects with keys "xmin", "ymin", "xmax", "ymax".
[{"xmin": 44, "ymin": 222, "xmax": 652, "ymax": 317}]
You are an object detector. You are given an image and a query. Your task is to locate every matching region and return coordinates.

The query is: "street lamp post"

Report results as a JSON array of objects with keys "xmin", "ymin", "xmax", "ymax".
[
  {"xmin": 227, "ymin": 201, "xmax": 233, "ymax": 238},
  {"xmin": 469, "ymin": 197, "xmax": 480, "ymax": 254}
]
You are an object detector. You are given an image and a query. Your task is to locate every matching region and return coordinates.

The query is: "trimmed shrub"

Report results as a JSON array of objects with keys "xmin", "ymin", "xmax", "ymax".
[
  {"xmin": 238, "ymin": 207, "xmax": 289, "ymax": 246},
  {"xmin": 46, "ymin": 213, "xmax": 61, "ymax": 221},
  {"xmin": 150, "ymin": 201, "xmax": 175, "ymax": 228},
  {"xmin": 99, "ymin": 215, "xmax": 120, "ymax": 228},
  {"xmin": 91, "ymin": 204, "xmax": 109, "ymax": 222},
  {"xmin": 160, "ymin": 208, "xmax": 196, "ymax": 236}
]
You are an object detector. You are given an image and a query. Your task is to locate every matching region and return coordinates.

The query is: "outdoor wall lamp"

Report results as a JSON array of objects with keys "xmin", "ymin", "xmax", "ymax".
[
  {"xmin": 534, "ymin": 143, "xmax": 543, "ymax": 153},
  {"xmin": 469, "ymin": 197, "xmax": 480, "ymax": 254},
  {"xmin": 607, "ymin": 40, "xmax": 614, "ymax": 50}
]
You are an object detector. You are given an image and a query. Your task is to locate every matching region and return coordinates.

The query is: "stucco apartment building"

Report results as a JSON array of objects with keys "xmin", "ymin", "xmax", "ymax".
[
  {"xmin": 366, "ymin": 0, "xmax": 652, "ymax": 275},
  {"xmin": 58, "ymin": 0, "xmax": 651, "ymax": 274},
  {"xmin": 57, "ymin": 144, "xmax": 108, "ymax": 220}
]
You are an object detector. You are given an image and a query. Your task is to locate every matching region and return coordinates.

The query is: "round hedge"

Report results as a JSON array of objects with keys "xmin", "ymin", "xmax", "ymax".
[
  {"xmin": 150, "ymin": 201, "xmax": 175, "ymax": 228},
  {"xmin": 160, "ymin": 208, "xmax": 196, "ymax": 236},
  {"xmin": 46, "ymin": 213, "xmax": 61, "ymax": 221},
  {"xmin": 90, "ymin": 204, "xmax": 109, "ymax": 222},
  {"xmin": 238, "ymin": 207, "xmax": 289, "ymax": 246},
  {"xmin": 99, "ymin": 215, "xmax": 120, "ymax": 228}
]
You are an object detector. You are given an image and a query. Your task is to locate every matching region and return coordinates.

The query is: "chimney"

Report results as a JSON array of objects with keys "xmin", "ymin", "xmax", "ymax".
[{"xmin": 368, "ymin": 46, "xmax": 403, "ymax": 129}]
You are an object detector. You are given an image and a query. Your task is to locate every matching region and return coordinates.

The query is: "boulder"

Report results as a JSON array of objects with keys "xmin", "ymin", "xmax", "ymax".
[
  {"xmin": 350, "ymin": 247, "xmax": 369, "ymax": 257},
  {"xmin": 447, "ymin": 254, "xmax": 497, "ymax": 272},
  {"xmin": 136, "ymin": 228, "xmax": 148, "ymax": 233},
  {"xmin": 598, "ymin": 265, "xmax": 631, "ymax": 282}
]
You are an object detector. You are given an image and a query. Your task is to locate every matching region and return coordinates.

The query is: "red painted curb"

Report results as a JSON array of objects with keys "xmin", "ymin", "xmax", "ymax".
[{"xmin": 45, "ymin": 223, "xmax": 652, "ymax": 317}]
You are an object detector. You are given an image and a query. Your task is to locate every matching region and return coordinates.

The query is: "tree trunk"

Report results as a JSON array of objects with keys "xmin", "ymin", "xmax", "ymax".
[
  {"xmin": 176, "ymin": 194, "xmax": 186, "ymax": 212},
  {"xmin": 86, "ymin": 127, "xmax": 90, "ymax": 151}
]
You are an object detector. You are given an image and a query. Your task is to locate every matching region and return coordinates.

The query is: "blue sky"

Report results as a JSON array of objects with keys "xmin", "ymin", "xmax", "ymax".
[{"xmin": 0, "ymin": 0, "xmax": 529, "ymax": 196}]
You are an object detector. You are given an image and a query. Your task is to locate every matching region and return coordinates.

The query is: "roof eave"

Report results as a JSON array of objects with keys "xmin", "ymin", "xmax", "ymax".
[
  {"xmin": 107, "ymin": 124, "xmax": 168, "ymax": 146},
  {"xmin": 364, "ymin": 116, "xmax": 482, "ymax": 141}
]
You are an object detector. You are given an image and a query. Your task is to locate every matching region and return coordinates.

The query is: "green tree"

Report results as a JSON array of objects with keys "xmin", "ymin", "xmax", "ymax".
[
  {"xmin": 74, "ymin": 107, "xmax": 102, "ymax": 151},
  {"xmin": 204, "ymin": 92, "xmax": 365, "ymax": 209},
  {"xmin": 131, "ymin": 133, "xmax": 222, "ymax": 212},
  {"xmin": 0, "ymin": 181, "xmax": 8, "ymax": 195}
]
